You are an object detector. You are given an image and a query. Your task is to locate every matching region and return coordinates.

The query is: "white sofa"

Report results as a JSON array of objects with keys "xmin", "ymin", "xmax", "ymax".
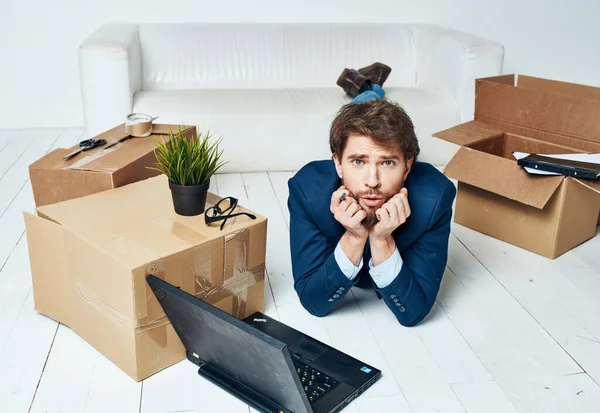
[{"xmin": 79, "ymin": 23, "xmax": 504, "ymax": 172}]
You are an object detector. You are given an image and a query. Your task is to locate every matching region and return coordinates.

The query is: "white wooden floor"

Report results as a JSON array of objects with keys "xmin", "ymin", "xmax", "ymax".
[{"xmin": 1, "ymin": 128, "xmax": 600, "ymax": 413}]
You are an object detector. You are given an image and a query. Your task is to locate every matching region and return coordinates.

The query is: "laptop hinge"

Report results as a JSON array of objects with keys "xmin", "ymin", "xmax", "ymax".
[{"xmin": 186, "ymin": 351, "xmax": 204, "ymax": 366}]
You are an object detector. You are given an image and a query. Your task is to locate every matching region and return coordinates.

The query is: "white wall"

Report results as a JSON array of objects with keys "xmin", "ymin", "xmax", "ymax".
[{"xmin": 1, "ymin": 0, "xmax": 598, "ymax": 128}]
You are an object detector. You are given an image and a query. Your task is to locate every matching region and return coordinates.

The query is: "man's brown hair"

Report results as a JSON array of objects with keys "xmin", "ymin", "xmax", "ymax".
[{"xmin": 329, "ymin": 99, "xmax": 420, "ymax": 161}]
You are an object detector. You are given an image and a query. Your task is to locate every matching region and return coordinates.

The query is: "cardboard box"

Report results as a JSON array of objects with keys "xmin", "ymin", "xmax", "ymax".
[
  {"xmin": 29, "ymin": 124, "xmax": 195, "ymax": 207},
  {"xmin": 434, "ymin": 74, "xmax": 600, "ymax": 258},
  {"xmin": 24, "ymin": 175, "xmax": 266, "ymax": 381}
]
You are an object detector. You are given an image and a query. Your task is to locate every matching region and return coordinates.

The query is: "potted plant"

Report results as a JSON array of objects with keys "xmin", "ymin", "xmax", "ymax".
[{"xmin": 152, "ymin": 127, "xmax": 228, "ymax": 216}]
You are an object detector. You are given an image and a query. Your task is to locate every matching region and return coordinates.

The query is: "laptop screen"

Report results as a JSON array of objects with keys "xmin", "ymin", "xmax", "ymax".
[{"xmin": 147, "ymin": 276, "xmax": 311, "ymax": 413}]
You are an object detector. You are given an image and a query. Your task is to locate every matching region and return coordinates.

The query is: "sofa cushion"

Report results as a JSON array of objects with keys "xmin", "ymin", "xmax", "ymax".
[
  {"xmin": 133, "ymin": 87, "xmax": 460, "ymax": 172},
  {"xmin": 138, "ymin": 23, "xmax": 417, "ymax": 90}
]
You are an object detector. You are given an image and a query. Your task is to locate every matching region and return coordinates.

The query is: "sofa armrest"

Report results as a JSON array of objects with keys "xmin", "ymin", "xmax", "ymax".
[
  {"xmin": 412, "ymin": 24, "xmax": 504, "ymax": 122},
  {"xmin": 78, "ymin": 23, "xmax": 141, "ymax": 137}
]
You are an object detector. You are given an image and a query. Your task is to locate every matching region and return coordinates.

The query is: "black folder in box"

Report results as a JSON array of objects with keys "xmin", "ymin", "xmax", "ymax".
[{"xmin": 517, "ymin": 154, "xmax": 600, "ymax": 180}]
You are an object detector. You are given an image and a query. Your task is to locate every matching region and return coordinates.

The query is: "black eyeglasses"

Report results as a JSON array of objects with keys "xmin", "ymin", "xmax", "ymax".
[{"xmin": 204, "ymin": 196, "xmax": 257, "ymax": 230}]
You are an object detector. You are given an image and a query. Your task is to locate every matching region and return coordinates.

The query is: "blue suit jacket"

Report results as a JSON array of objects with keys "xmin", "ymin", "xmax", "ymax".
[{"xmin": 287, "ymin": 160, "xmax": 456, "ymax": 326}]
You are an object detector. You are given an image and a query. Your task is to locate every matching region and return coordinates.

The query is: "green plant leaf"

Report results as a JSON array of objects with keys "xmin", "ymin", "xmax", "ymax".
[{"xmin": 148, "ymin": 125, "xmax": 229, "ymax": 186}]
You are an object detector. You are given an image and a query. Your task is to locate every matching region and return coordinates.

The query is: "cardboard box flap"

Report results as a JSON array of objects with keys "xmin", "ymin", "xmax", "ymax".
[
  {"xmin": 64, "ymin": 138, "xmax": 157, "ymax": 173},
  {"xmin": 475, "ymin": 76, "xmax": 600, "ymax": 145},
  {"xmin": 36, "ymin": 175, "xmax": 266, "ymax": 269},
  {"xmin": 29, "ymin": 146, "xmax": 124, "ymax": 175},
  {"xmin": 518, "ymin": 75, "xmax": 600, "ymax": 102},
  {"xmin": 573, "ymin": 178, "xmax": 600, "ymax": 196},
  {"xmin": 30, "ymin": 124, "xmax": 192, "ymax": 174},
  {"xmin": 433, "ymin": 121, "xmax": 504, "ymax": 147},
  {"xmin": 481, "ymin": 74, "xmax": 516, "ymax": 86},
  {"xmin": 57, "ymin": 124, "xmax": 193, "ymax": 173},
  {"xmin": 444, "ymin": 147, "xmax": 564, "ymax": 209}
]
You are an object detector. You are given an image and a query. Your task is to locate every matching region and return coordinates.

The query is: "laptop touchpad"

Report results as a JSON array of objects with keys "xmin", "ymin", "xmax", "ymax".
[{"xmin": 294, "ymin": 336, "xmax": 328, "ymax": 360}]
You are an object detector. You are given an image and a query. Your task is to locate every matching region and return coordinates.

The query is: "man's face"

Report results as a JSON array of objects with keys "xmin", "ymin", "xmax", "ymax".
[{"xmin": 333, "ymin": 134, "xmax": 413, "ymax": 228}]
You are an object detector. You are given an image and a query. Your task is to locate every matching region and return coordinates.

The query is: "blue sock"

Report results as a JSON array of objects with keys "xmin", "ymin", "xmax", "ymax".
[
  {"xmin": 351, "ymin": 83, "xmax": 386, "ymax": 103},
  {"xmin": 371, "ymin": 84, "xmax": 385, "ymax": 98},
  {"xmin": 352, "ymin": 91, "xmax": 382, "ymax": 103}
]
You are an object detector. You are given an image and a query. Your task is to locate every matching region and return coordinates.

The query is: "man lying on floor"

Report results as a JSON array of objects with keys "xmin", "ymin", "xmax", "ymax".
[{"xmin": 287, "ymin": 63, "xmax": 456, "ymax": 326}]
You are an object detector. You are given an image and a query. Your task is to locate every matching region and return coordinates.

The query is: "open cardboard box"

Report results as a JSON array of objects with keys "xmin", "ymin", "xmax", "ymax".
[
  {"xmin": 434, "ymin": 74, "xmax": 600, "ymax": 258},
  {"xmin": 24, "ymin": 175, "xmax": 267, "ymax": 381},
  {"xmin": 29, "ymin": 123, "xmax": 195, "ymax": 207}
]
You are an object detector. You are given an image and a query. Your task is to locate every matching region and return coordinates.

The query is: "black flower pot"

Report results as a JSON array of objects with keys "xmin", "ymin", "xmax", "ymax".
[{"xmin": 168, "ymin": 180, "xmax": 210, "ymax": 216}]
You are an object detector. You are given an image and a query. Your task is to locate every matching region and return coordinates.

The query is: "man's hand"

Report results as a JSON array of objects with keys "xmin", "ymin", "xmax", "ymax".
[
  {"xmin": 330, "ymin": 186, "xmax": 368, "ymax": 240},
  {"xmin": 370, "ymin": 188, "xmax": 411, "ymax": 240}
]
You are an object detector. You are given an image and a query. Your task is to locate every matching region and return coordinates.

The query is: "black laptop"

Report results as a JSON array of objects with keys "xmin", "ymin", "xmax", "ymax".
[{"xmin": 146, "ymin": 275, "xmax": 381, "ymax": 413}]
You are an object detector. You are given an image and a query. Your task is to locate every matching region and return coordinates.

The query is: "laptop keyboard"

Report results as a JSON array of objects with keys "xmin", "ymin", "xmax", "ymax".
[{"xmin": 292, "ymin": 359, "xmax": 339, "ymax": 403}]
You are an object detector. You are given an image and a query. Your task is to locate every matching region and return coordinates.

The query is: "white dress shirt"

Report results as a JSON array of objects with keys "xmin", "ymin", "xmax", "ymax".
[{"xmin": 334, "ymin": 241, "xmax": 403, "ymax": 289}]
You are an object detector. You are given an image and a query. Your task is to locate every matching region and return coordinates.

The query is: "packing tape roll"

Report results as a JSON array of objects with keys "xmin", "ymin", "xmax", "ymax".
[{"xmin": 125, "ymin": 113, "xmax": 157, "ymax": 137}]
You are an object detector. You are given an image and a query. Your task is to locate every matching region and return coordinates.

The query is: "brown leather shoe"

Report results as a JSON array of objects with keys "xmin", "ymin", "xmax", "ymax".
[
  {"xmin": 336, "ymin": 68, "xmax": 370, "ymax": 97},
  {"xmin": 358, "ymin": 62, "xmax": 392, "ymax": 87}
]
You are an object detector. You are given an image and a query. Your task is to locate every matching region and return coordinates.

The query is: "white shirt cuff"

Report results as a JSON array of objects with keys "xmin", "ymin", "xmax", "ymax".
[
  {"xmin": 368, "ymin": 248, "xmax": 403, "ymax": 289},
  {"xmin": 334, "ymin": 241, "xmax": 363, "ymax": 281}
]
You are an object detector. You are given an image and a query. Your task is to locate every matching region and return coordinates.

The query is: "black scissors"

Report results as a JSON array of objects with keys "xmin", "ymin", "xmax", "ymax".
[
  {"xmin": 63, "ymin": 139, "xmax": 107, "ymax": 160},
  {"xmin": 102, "ymin": 135, "xmax": 133, "ymax": 151}
]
